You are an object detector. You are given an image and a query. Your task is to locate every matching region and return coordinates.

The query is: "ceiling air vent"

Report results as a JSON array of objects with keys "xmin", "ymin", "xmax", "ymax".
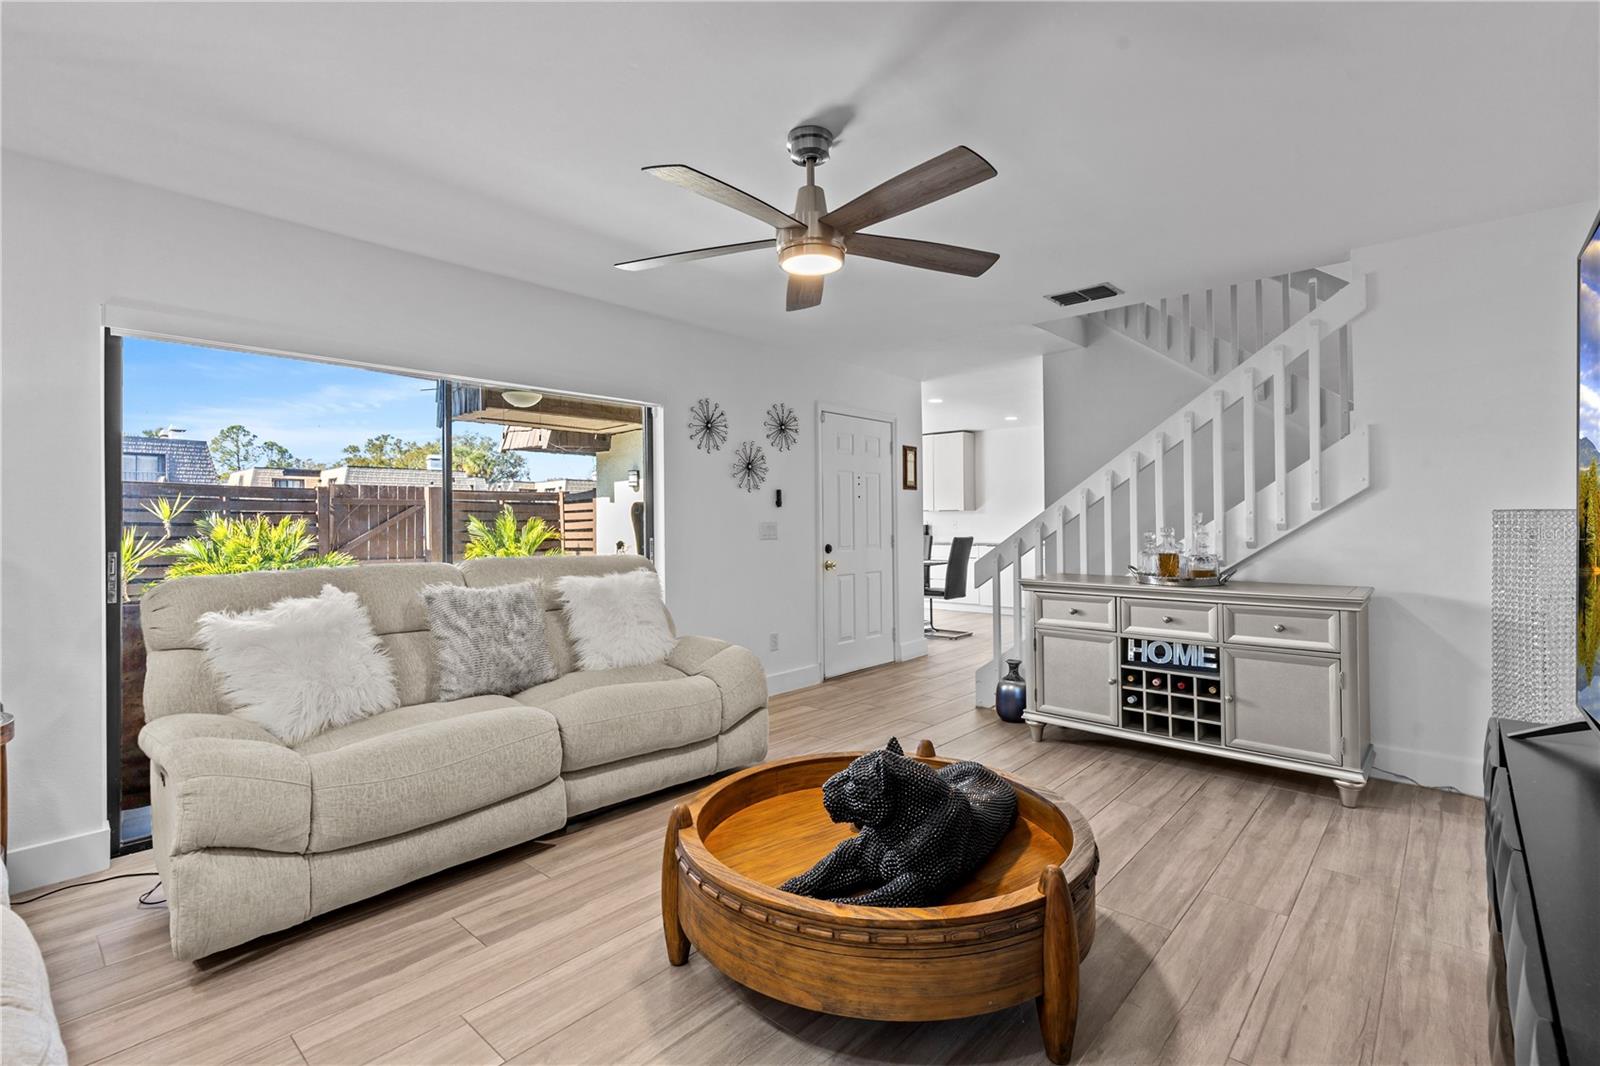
[{"xmin": 1045, "ymin": 283, "xmax": 1122, "ymax": 308}]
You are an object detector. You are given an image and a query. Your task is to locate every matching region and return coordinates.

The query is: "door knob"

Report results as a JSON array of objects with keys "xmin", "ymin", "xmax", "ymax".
[
  {"xmin": 824, "ymin": 559, "xmax": 837, "ymax": 571},
  {"xmin": 1225, "ymin": 694, "xmax": 1235, "ymax": 702}
]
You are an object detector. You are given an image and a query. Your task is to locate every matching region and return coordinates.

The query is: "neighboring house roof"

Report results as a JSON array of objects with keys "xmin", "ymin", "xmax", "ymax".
[
  {"xmin": 121, "ymin": 436, "xmax": 218, "ymax": 483},
  {"xmin": 225, "ymin": 468, "xmax": 322, "ymax": 487}
]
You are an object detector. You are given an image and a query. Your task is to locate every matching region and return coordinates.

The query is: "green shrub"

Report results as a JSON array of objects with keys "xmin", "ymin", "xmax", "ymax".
[
  {"xmin": 164, "ymin": 513, "xmax": 356, "ymax": 578},
  {"xmin": 121, "ymin": 527, "xmax": 167, "ymax": 599},
  {"xmin": 463, "ymin": 505, "xmax": 561, "ymax": 559}
]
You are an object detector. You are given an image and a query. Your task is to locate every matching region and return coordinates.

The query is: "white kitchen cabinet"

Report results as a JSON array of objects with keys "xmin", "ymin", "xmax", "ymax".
[{"xmin": 925, "ymin": 431, "xmax": 975, "ymax": 511}]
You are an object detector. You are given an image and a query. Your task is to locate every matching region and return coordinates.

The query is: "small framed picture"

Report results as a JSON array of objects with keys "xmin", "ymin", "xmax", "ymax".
[{"xmin": 902, "ymin": 444, "xmax": 919, "ymax": 490}]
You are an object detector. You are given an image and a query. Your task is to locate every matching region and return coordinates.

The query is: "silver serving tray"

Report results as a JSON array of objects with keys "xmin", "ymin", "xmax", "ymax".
[{"xmin": 1126, "ymin": 563, "xmax": 1241, "ymax": 587}]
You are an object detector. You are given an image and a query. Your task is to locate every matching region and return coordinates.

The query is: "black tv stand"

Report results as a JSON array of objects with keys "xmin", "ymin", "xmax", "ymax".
[
  {"xmin": 1485, "ymin": 720, "xmax": 1600, "ymax": 1065},
  {"xmin": 1506, "ymin": 717, "xmax": 1600, "ymax": 741}
]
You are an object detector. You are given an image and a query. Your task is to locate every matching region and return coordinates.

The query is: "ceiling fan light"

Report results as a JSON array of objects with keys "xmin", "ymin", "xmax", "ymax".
[{"xmin": 779, "ymin": 240, "xmax": 844, "ymax": 277}]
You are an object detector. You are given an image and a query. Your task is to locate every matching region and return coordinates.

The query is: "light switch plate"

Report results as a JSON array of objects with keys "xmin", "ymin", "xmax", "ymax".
[{"xmin": 758, "ymin": 522, "xmax": 778, "ymax": 541}]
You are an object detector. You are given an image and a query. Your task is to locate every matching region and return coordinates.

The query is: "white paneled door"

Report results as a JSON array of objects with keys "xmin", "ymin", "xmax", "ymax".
[{"xmin": 820, "ymin": 411, "xmax": 896, "ymax": 678}]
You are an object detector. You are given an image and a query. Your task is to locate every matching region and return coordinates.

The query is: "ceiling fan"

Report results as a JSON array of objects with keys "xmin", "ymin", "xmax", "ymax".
[{"xmin": 615, "ymin": 125, "xmax": 1000, "ymax": 311}]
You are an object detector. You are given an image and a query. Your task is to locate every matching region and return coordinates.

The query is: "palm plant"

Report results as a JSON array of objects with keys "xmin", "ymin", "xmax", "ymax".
[
  {"xmin": 164, "ymin": 513, "xmax": 356, "ymax": 579},
  {"xmin": 140, "ymin": 492, "xmax": 195, "ymax": 537},
  {"xmin": 120, "ymin": 527, "xmax": 167, "ymax": 599},
  {"xmin": 462, "ymin": 505, "xmax": 561, "ymax": 559}
]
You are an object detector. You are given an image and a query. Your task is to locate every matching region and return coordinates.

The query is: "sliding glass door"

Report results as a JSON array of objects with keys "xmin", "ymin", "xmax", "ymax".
[{"xmin": 105, "ymin": 332, "xmax": 655, "ymax": 853}]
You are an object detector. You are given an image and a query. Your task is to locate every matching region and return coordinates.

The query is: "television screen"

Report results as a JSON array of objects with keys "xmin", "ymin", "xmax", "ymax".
[{"xmin": 1576, "ymin": 213, "xmax": 1600, "ymax": 726}]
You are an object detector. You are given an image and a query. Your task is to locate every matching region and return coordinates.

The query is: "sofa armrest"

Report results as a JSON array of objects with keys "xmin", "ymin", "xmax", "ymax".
[
  {"xmin": 668, "ymin": 636, "xmax": 768, "ymax": 731},
  {"xmin": 139, "ymin": 715, "xmax": 312, "ymax": 855}
]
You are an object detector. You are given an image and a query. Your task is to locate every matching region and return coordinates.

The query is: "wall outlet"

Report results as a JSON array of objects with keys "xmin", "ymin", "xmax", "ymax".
[
  {"xmin": 758, "ymin": 521, "xmax": 778, "ymax": 541},
  {"xmin": 769, "ymin": 632, "xmax": 779, "ymax": 651}
]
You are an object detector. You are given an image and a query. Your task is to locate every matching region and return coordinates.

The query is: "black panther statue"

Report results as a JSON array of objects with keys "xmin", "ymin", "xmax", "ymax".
[{"xmin": 779, "ymin": 737, "xmax": 1018, "ymax": 907}]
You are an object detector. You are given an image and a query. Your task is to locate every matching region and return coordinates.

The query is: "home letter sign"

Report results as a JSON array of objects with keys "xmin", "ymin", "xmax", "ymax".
[{"xmin": 1123, "ymin": 637, "xmax": 1219, "ymax": 675}]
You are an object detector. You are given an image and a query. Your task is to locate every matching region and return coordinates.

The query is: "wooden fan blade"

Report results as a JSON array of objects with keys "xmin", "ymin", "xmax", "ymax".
[
  {"xmin": 614, "ymin": 239, "xmax": 773, "ymax": 271},
  {"xmin": 786, "ymin": 274, "xmax": 824, "ymax": 311},
  {"xmin": 846, "ymin": 233, "xmax": 999, "ymax": 277},
  {"xmin": 644, "ymin": 165, "xmax": 801, "ymax": 230},
  {"xmin": 820, "ymin": 147, "xmax": 996, "ymax": 234}
]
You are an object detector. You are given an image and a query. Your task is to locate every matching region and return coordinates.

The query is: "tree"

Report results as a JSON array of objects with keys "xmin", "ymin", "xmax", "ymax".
[
  {"xmin": 338, "ymin": 433, "xmax": 437, "ymax": 469},
  {"xmin": 140, "ymin": 427, "xmax": 165, "ymax": 438},
  {"xmin": 452, "ymin": 432, "xmax": 527, "ymax": 484},
  {"xmin": 258, "ymin": 440, "xmax": 317, "ymax": 469},
  {"xmin": 209, "ymin": 424, "xmax": 260, "ymax": 475}
]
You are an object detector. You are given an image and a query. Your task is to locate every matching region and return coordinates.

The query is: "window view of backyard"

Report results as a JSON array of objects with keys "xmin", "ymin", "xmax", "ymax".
[{"xmin": 114, "ymin": 337, "xmax": 650, "ymax": 846}]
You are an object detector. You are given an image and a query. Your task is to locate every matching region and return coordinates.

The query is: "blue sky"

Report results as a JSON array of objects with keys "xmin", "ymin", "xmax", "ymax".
[
  {"xmin": 124, "ymin": 337, "xmax": 596, "ymax": 479},
  {"xmin": 1580, "ymin": 235, "xmax": 1600, "ymax": 454}
]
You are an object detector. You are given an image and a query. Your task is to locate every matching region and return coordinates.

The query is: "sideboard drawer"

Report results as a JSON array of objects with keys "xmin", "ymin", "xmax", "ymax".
[
  {"xmin": 1120, "ymin": 597, "xmax": 1220, "ymax": 640},
  {"xmin": 1223, "ymin": 605, "xmax": 1341, "ymax": 652},
  {"xmin": 1036, "ymin": 592, "xmax": 1116, "ymax": 630}
]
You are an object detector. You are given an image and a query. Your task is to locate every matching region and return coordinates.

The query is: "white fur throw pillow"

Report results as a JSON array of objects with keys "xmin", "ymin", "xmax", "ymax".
[
  {"xmin": 196, "ymin": 584, "xmax": 400, "ymax": 745},
  {"xmin": 556, "ymin": 569, "xmax": 676, "ymax": 670}
]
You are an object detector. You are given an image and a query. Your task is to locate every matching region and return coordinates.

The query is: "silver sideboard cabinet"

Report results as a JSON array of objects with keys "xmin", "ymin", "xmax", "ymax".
[{"xmin": 1021, "ymin": 573, "xmax": 1373, "ymax": 807}]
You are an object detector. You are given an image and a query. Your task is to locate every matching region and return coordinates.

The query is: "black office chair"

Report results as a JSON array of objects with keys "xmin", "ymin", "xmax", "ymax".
[{"xmin": 924, "ymin": 536, "xmax": 974, "ymax": 640}]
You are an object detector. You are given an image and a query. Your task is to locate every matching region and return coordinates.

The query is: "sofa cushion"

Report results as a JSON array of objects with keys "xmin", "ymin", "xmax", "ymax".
[
  {"xmin": 554, "ymin": 569, "xmax": 676, "ymax": 670},
  {"xmin": 457, "ymin": 556, "xmax": 672, "ymax": 676},
  {"xmin": 420, "ymin": 581, "xmax": 556, "ymax": 700},
  {"xmin": 196, "ymin": 585, "xmax": 400, "ymax": 745},
  {"xmin": 515, "ymin": 672, "xmax": 721, "ymax": 772},
  {"xmin": 139, "ymin": 714, "xmax": 312, "ymax": 854},
  {"xmin": 295, "ymin": 695, "xmax": 562, "ymax": 851}
]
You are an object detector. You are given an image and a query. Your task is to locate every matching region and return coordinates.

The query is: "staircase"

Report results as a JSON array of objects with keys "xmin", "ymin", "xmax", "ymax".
[{"xmin": 972, "ymin": 267, "xmax": 1372, "ymax": 705}]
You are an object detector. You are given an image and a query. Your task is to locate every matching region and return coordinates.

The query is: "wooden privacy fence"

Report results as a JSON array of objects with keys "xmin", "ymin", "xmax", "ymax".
[{"xmin": 122, "ymin": 481, "xmax": 596, "ymax": 589}]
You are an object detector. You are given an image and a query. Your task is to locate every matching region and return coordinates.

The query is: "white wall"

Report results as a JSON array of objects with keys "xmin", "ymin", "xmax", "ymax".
[
  {"xmin": 0, "ymin": 152, "xmax": 926, "ymax": 890},
  {"xmin": 1042, "ymin": 326, "xmax": 1209, "ymax": 503},
  {"xmin": 1246, "ymin": 201, "xmax": 1594, "ymax": 793}
]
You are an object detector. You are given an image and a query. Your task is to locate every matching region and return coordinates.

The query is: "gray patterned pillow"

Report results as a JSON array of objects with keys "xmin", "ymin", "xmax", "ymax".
[{"xmin": 420, "ymin": 581, "xmax": 557, "ymax": 701}]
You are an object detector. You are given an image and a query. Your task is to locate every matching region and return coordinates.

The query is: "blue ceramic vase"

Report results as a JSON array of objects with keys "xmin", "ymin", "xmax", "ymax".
[{"xmin": 995, "ymin": 659, "xmax": 1027, "ymax": 723}]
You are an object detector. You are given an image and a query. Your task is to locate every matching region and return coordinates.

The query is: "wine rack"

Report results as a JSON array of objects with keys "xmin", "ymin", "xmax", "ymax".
[{"xmin": 1118, "ymin": 659, "xmax": 1224, "ymax": 745}]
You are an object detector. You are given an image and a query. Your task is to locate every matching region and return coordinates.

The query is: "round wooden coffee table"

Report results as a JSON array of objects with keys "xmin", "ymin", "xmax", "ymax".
[{"xmin": 661, "ymin": 742, "xmax": 1098, "ymax": 1063}]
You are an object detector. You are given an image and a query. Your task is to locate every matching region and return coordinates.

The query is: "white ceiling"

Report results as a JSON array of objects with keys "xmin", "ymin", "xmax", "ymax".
[
  {"xmin": 923, "ymin": 356, "xmax": 1044, "ymax": 433},
  {"xmin": 4, "ymin": 2, "xmax": 1596, "ymax": 381}
]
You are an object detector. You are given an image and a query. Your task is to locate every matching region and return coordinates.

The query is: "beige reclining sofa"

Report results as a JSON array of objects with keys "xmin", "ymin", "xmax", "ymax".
[{"xmin": 138, "ymin": 555, "xmax": 767, "ymax": 960}]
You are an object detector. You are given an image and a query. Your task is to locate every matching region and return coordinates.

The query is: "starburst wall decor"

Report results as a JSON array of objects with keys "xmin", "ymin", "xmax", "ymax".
[
  {"xmin": 730, "ymin": 441, "xmax": 769, "ymax": 493},
  {"xmin": 763, "ymin": 402, "xmax": 799, "ymax": 452},
  {"xmin": 687, "ymin": 397, "xmax": 729, "ymax": 453}
]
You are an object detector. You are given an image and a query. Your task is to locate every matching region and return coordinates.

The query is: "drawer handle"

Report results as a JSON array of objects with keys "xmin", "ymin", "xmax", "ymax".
[
  {"xmin": 1107, "ymin": 678, "xmax": 1116, "ymax": 686},
  {"xmin": 1161, "ymin": 615, "xmax": 1175, "ymax": 624},
  {"xmin": 1068, "ymin": 607, "xmax": 1081, "ymax": 616},
  {"xmin": 1272, "ymin": 623, "xmax": 1287, "ymax": 633},
  {"xmin": 1225, "ymin": 694, "xmax": 1235, "ymax": 702}
]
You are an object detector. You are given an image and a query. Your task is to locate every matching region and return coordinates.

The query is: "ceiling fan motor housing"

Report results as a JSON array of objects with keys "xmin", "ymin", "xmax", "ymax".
[{"xmin": 786, "ymin": 125, "xmax": 834, "ymax": 166}]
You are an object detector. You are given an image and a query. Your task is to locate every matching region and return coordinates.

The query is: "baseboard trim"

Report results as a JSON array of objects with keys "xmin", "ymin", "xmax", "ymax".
[
  {"xmin": 767, "ymin": 663, "xmax": 823, "ymax": 696},
  {"xmin": 7, "ymin": 823, "xmax": 111, "ymax": 894},
  {"xmin": 897, "ymin": 636, "xmax": 929, "ymax": 662},
  {"xmin": 1370, "ymin": 742, "xmax": 1483, "ymax": 797}
]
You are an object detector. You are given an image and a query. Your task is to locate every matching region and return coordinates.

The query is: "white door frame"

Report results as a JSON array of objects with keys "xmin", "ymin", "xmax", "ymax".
[{"xmin": 814, "ymin": 401, "xmax": 902, "ymax": 678}]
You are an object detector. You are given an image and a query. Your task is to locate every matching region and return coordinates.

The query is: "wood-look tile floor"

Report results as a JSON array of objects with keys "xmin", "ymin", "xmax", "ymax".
[{"xmin": 20, "ymin": 610, "xmax": 1491, "ymax": 1065}]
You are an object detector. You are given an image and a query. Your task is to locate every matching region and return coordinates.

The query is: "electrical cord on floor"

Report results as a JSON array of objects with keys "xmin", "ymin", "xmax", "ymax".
[
  {"xmin": 138, "ymin": 880, "xmax": 167, "ymax": 907},
  {"xmin": 10, "ymin": 872, "xmax": 161, "ymax": 907},
  {"xmin": 1371, "ymin": 763, "xmax": 1464, "ymax": 795}
]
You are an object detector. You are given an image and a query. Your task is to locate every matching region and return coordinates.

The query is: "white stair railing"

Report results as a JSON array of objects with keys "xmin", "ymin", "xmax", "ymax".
[
  {"xmin": 973, "ymin": 272, "xmax": 1371, "ymax": 706},
  {"xmin": 1101, "ymin": 267, "xmax": 1350, "ymax": 379}
]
